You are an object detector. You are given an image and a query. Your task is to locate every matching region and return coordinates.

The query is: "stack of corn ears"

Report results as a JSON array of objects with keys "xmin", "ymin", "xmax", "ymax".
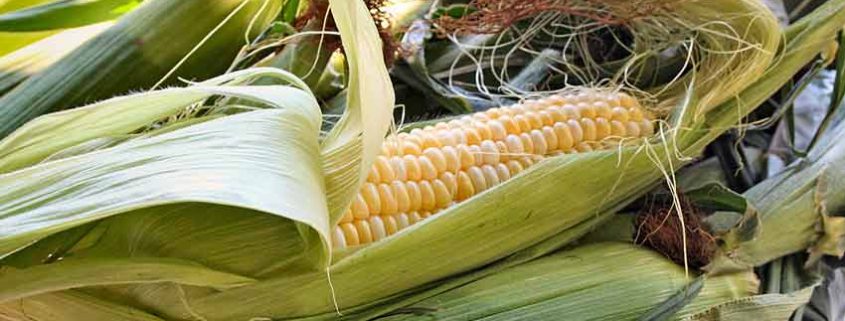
[{"xmin": 0, "ymin": 0, "xmax": 844, "ymax": 320}]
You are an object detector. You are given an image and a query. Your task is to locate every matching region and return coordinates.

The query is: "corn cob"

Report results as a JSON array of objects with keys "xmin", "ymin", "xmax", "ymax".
[{"xmin": 332, "ymin": 91, "xmax": 655, "ymax": 248}]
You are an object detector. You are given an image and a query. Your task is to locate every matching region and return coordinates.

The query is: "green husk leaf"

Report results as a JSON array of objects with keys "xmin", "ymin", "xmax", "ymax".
[
  {"xmin": 0, "ymin": 0, "xmax": 282, "ymax": 138},
  {"xmin": 0, "ymin": 22, "xmax": 110, "ymax": 96},
  {"xmin": 686, "ymin": 287, "xmax": 813, "ymax": 321},
  {"xmin": 0, "ymin": 0, "xmax": 140, "ymax": 32},
  {"xmin": 369, "ymin": 243, "xmax": 758, "ymax": 321},
  {"xmin": 0, "ymin": 290, "xmax": 165, "ymax": 321}
]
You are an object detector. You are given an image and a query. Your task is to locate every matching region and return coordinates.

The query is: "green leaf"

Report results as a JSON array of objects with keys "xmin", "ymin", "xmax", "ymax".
[
  {"xmin": 0, "ymin": 0, "xmax": 141, "ymax": 32},
  {"xmin": 0, "ymin": 0, "xmax": 283, "ymax": 138}
]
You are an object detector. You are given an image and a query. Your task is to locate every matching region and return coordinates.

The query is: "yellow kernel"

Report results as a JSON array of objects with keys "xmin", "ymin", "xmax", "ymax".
[
  {"xmin": 467, "ymin": 144, "xmax": 484, "ymax": 167},
  {"xmin": 514, "ymin": 115, "xmax": 532, "ymax": 133},
  {"xmin": 629, "ymin": 107, "xmax": 644, "ymax": 121},
  {"xmin": 538, "ymin": 111, "xmax": 555, "ymax": 126},
  {"xmin": 496, "ymin": 141, "xmax": 510, "ymax": 162},
  {"xmin": 406, "ymin": 181, "xmax": 422, "ymax": 211},
  {"xmin": 580, "ymin": 118, "xmax": 597, "ymax": 141},
  {"xmin": 500, "ymin": 115, "xmax": 521, "ymax": 135},
  {"xmin": 519, "ymin": 133, "xmax": 535, "ymax": 154},
  {"xmin": 526, "ymin": 112, "xmax": 544, "ymax": 129},
  {"xmin": 542, "ymin": 127, "xmax": 558, "ymax": 151},
  {"xmin": 440, "ymin": 172, "xmax": 458, "ymax": 196},
  {"xmin": 390, "ymin": 156, "xmax": 407, "ymax": 181},
  {"xmin": 611, "ymin": 107, "xmax": 630, "ymax": 122},
  {"xmin": 442, "ymin": 146, "xmax": 460, "ymax": 172},
  {"xmin": 625, "ymin": 121, "xmax": 641, "ymax": 137},
  {"xmin": 383, "ymin": 215, "xmax": 398, "ymax": 235},
  {"xmin": 435, "ymin": 123, "xmax": 450, "ymax": 130},
  {"xmin": 361, "ymin": 183, "xmax": 380, "ymax": 215},
  {"xmin": 423, "ymin": 148, "xmax": 447, "ymax": 173},
  {"xmin": 440, "ymin": 129, "xmax": 461, "ymax": 146},
  {"xmin": 553, "ymin": 123, "xmax": 574, "ymax": 150},
  {"xmin": 604, "ymin": 93, "xmax": 622, "ymax": 107},
  {"xmin": 341, "ymin": 223, "xmax": 360, "ymax": 246},
  {"xmin": 392, "ymin": 181, "xmax": 411, "ymax": 213},
  {"xmin": 419, "ymin": 180, "xmax": 436, "ymax": 211},
  {"xmin": 432, "ymin": 179, "xmax": 453, "ymax": 208},
  {"xmin": 395, "ymin": 213, "xmax": 411, "ymax": 229},
  {"xmin": 560, "ymin": 104, "xmax": 580, "ymax": 119},
  {"xmin": 355, "ymin": 220, "xmax": 373, "ymax": 244},
  {"xmin": 403, "ymin": 155, "xmax": 422, "ymax": 181},
  {"xmin": 374, "ymin": 156, "xmax": 394, "ymax": 183},
  {"xmin": 411, "ymin": 212, "xmax": 425, "ymax": 224},
  {"xmin": 619, "ymin": 93, "xmax": 639, "ymax": 108},
  {"xmin": 595, "ymin": 118, "xmax": 611, "ymax": 139},
  {"xmin": 400, "ymin": 141, "xmax": 422, "ymax": 155},
  {"xmin": 546, "ymin": 106, "xmax": 566, "ymax": 122},
  {"xmin": 479, "ymin": 140, "xmax": 500, "ymax": 165},
  {"xmin": 456, "ymin": 171, "xmax": 475, "ymax": 201},
  {"xmin": 457, "ymin": 145, "xmax": 475, "ymax": 170},
  {"xmin": 418, "ymin": 155, "xmax": 438, "ymax": 181},
  {"xmin": 505, "ymin": 134, "xmax": 524, "ymax": 155},
  {"xmin": 464, "ymin": 127, "xmax": 482, "ymax": 145},
  {"xmin": 467, "ymin": 166, "xmax": 488, "ymax": 192},
  {"xmin": 481, "ymin": 165, "xmax": 501, "ymax": 188},
  {"xmin": 369, "ymin": 216, "xmax": 387, "ymax": 241},
  {"xmin": 378, "ymin": 183, "xmax": 398, "ymax": 215},
  {"xmin": 610, "ymin": 120, "xmax": 627, "ymax": 137},
  {"xmin": 420, "ymin": 132, "xmax": 442, "ymax": 149},
  {"xmin": 475, "ymin": 121, "xmax": 494, "ymax": 140},
  {"xmin": 450, "ymin": 128, "xmax": 467, "ymax": 145},
  {"xmin": 496, "ymin": 163, "xmax": 512, "ymax": 181},
  {"xmin": 530, "ymin": 130, "xmax": 548, "ymax": 155},
  {"xmin": 488, "ymin": 120, "xmax": 507, "ymax": 140},
  {"xmin": 506, "ymin": 160, "xmax": 524, "ymax": 175},
  {"xmin": 352, "ymin": 194, "xmax": 370, "ymax": 219},
  {"xmin": 578, "ymin": 102, "xmax": 596, "ymax": 118},
  {"xmin": 594, "ymin": 101, "xmax": 612, "ymax": 119},
  {"xmin": 567, "ymin": 119, "xmax": 584, "ymax": 142}
]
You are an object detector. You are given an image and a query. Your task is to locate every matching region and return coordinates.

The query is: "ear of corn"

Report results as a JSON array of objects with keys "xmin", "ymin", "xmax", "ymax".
[
  {"xmin": 333, "ymin": 91, "xmax": 654, "ymax": 248},
  {"xmin": 0, "ymin": 0, "xmax": 282, "ymax": 138}
]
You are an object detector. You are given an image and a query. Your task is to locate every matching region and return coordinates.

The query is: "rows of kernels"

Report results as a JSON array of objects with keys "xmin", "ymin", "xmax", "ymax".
[
  {"xmin": 332, "ymin": 156, "xmax": 537, "ymax": 248},
  {"xmin": 333, "ymin": 91, "xmax": 653, "ymax": 248}
]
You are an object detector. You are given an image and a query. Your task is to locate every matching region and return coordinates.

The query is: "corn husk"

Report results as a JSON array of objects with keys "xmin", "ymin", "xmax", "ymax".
[
  {"xmin": 0, "ymin": 0, "xmax": 139, "ymax": 32},
  {"xmin": 708, "ymin": 99, "xmax": 845, "ymax": 272},
  {"xmin": 363, "ymin": 243, "xmax": 758, "ymax": 321},
  {"xmin": 0, "ymin": 22, "xmax": 111, "ymax": 95},
  {"xmin": 0, "ymin": 0, "xmax": 282, "ymax": 138},
  {"xmin": 684, "ymin": 287, "xmax": 813, "ymax": 321},
  {"xmin": 1, "ymin": 0, "xmax": 841, "ymax": 320}
]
